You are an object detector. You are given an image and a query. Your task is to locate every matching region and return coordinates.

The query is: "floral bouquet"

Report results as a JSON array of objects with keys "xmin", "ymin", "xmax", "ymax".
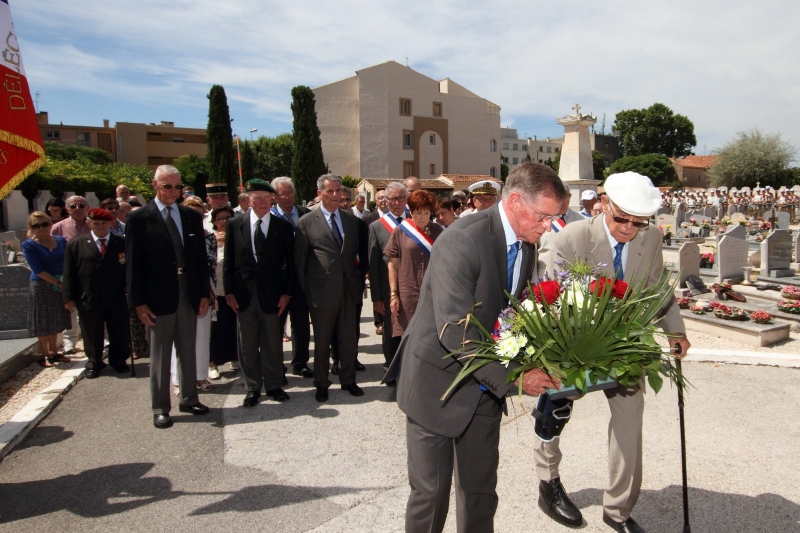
[
  {"xmin": 750, "ymin": 310, "xmax": 772, "ymax": 324},
  {"xmin": 676, "ymin": 297, "xmax": 691, "ymax": 309},
  {"xmin": 441, "ymin": 257, "xmax": 684, "ymax": 401},
  {"xmin": 701, "ymin": 220, "xmax": 711, "ymax": 230},
  {"xmin": 759, "ymin": 220, "xmax": 772, "ymax": 231},
  {"xmin": 710, "ymin": 301, "xmax": 749, "ymax": 320},
  {"xmin": 777, "ymin": 300, "xmax": 800, "ymax": 314},
  {"xmin": 689, "ymin": 218, "xmax": 698, "ymax": 227},
  {"xmin": 700, "ymin": 252, "xmax": 715, "ymax": 268},
  {"xmin": 738, "ymin": 219, "xmax": 748, "ymax": 227},
  {"xmin": 720, "ymin": 217, "xmax": 732, "ymax": 227},
  {"xmin": 779, "ymin": 286, "xmax": 800, "ymax": 301}
]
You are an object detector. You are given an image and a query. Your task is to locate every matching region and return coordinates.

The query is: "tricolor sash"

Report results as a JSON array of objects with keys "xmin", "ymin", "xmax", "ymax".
[
  {"xmin": 379, "ymin": 208, "xmax": 410, "ymax": 234},
  {"xmin": 551, "ymin": 216, "xmax": 566, "ymax": 233},
  {"xmin": 397, "ymin": 219, "xmax": 433, "ymax": 257}
]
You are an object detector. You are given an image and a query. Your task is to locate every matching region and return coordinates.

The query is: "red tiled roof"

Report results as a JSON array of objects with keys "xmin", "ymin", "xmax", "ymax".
[
  {"xmin": 670, "ymin": 156, "xmax": 719, "ymax": 169},
  {"xmin": 439, "ymin": 174, "xmax": 502, "ymax": 184},
  {"xmin": 360, "ymin": 178, "xmax": 453, "ymax": 189}
]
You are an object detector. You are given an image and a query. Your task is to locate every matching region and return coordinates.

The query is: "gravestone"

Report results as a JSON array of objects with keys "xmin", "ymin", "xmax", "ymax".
[
  {"xmin": 0, "ymin": 264, "xmax": 32, "ymax": 339},
  {"xmin": 85, "ymin": 192, "xmax": 100, "ymax": 208},
  {"xmin": 674, "ymin": 203, "xmax": 686, "ymax": 225},
  {"xmin": 677, "ymin": 242, "xmax": 700, "ymax": 288},
  {"xmin": 760, "ymin": 230, "xmax": 794, "ymax": 277},
  {"xmin": 727, "ymin": 204, "xmax": 736, "ymax": 216},
  {"xmin": 730, "ymin": 213, "xmax": 746, "ymax": 225},
  {"xmin": 1, "ymin": 191, "xmax": 29, "ymax": 231},
  {"xmin": 657, "ymin": 214, "xmax": 677, "ymax": 232},
  {"xmin": 716, "ymin": 224, "xmax": 746, "ymax": 244},
  {"xmin": 717, "ymin": 234, "xmax": 748, "ymax": 283},
  {"xmin": 688, "ymin": 214, "xmax": 712, "ymax": 226},
  {"xmin": 0, "ymin": 231, "xmax": 22, "ymax": 258},
  {"xmin": 656, "ymin": 207, "xmax": 671, "ymax": 217},
  {"xmin": 704, "ymin": 206, "xmax": 716, "ymax": 218},
  {"xmin": 32, "ymin": 190, "xmax": 54, "ymax": 213},
  {"xmin": 676, "ymin": 227, "xmax": 691, "ymax": 239},
  {"xmin": 762, "ymin": 210, "xmax": 790, "ymax": 231}
]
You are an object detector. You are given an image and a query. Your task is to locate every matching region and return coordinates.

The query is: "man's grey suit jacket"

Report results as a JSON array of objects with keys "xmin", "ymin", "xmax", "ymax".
[{"xmin": 392, "ymin": 204, "xmax": 537, "ymax": 438}]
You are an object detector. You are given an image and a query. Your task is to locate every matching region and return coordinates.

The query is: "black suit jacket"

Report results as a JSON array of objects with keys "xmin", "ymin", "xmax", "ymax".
[
  {"xmin": 223, "ymin": 210, "xmax": 296, "ymax": 314},
  {"xmin": 62, "ymin": 232, "xmax": 127, "ymax": 312},
  {"xmin": 125, "ymin": 201, "xmax": 209, "ymax": 316}
]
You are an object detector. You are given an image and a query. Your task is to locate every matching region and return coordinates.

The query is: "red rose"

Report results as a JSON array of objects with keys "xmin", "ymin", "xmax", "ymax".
[
  {"xmin": 612, "ymin": 279, "xmax": 629, "ymax": 299},
  {"xmin": 590, "ymin": 277, "xmax": 614, "ymax": 297},
  {"xmin": 533, "ymin": 280, "xmax": 561, "ymax": 304}
]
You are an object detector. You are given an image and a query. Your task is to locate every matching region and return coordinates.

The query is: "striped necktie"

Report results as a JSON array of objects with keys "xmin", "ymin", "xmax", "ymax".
[
  {"xmin": 613, "ymin": 242, "xmax": 625, "ymax": 280},
  {"xmin": 507, "ymin": 242, "xmax": 519, "ymax": 294}
]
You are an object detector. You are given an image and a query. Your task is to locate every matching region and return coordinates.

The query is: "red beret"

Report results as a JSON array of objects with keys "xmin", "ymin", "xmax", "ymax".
[{"xmin": 87, "ymin": 208, "xmax": 115, "ymax": 221}]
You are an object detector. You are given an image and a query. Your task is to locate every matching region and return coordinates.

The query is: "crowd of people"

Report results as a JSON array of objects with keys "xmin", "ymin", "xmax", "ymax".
[
  {"xmin": 18, "ymin": 164, "xmax": 696, "ymax": 533},
  {"xmin": 662, "ymin": 187, "xmax": 799, "ymax": 222}
]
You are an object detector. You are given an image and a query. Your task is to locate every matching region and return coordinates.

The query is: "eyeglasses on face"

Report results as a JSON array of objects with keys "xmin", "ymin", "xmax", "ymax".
[
  {"xmin": 68, "ymin": 203, "xmax": 86, "ymax": 209},
  {"xmin": 214, "ymin": 216, "xmax": 231, "ymax": 221},
  {"xmin": 608, "ymin": 202, "xmax": 649, "ymax": 229},
  {"xmin": 30, "ymin": 221, "xmax": 52, "ymax": 229},
  {"xmin": 386, "ymin": 196, "xmax": 406, "ymax": 203},
  {"xmin": 158, "ymin": 182, "xmax": 184, "ymax": 190},
  {"xmin": 519, "ymin": 195, "xmax": 560, "ymax": 223},
  {"xmin": 276, "ymin": 192, "xmax": 294, "ymax": 198}
]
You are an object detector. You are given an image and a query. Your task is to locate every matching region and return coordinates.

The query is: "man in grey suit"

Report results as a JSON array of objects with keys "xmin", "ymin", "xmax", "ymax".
[
  {"xmin": 391, "ymin": 163, "xmax": 566, "ymax": 532},
  {"xmin": 368, "ymin": 181, "xmax": 408, "ymax": 372},
  {"xmin": 534, "ymin": 172, "xmax": 690, "ymax": 533},
  {"xmin": 294, "ymin": 174, "xmax": 367, "ymax": 402}
]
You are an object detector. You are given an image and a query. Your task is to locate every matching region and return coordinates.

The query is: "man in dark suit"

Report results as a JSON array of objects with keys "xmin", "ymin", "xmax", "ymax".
[
  {"xmin": 63, "ymin": 207, "xmax": 130, "ymax": 378},
  {"xmin": 368, "ymin": 182, "xmax": 407, "ymax": 372},
  {"xmin": 270, "ymin": 176, "xmax": 312, "ymax": 378},
  {"xmin": 224, "ymin": 178, "xmax": 295, "ymax": 406},
  {"xmin": 294, "ymin": 174, "xmax": 368, "ymax": 402},
  {"xmin": 126, "ymin": 165, "xmax": 210, "ymax": 429},
  {"xmin": 389, "ymin": 163, "xmax": 566, "ymax": 532},
  {"xmin": 361, "ymin": 189, "xmax": 386, "ymax": 226}
]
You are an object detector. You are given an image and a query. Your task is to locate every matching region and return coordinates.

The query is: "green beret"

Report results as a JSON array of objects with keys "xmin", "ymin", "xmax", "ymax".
[{"xmin": 244, "ymin": 179, "xmax": 276, "ymax": 193}]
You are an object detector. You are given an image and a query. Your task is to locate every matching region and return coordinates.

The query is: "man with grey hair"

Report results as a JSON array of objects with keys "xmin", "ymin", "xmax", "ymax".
[
  {"xmin": 295, "ymin": 174, "xmax": 368, "ymax": 402},
  {"xmin": 270, "ymin": 176, "xmax": 313, "ymax": 378},
  {"xmin": 388, "ymin": 162, "xmax": 565, "ymax": 532},
  {"xmin": 362, "ymin": 189, "xmax": 387, "ymax": 226},
  {"xmin": 126, "ymin": 165, "xmax": 211, "ymax": 428},
  {"xmin": 368, "ymin": 181, "xmax": 409, "ymax": 376},
  {"xmin": 234, "ymin": 192, "xmax": 249, "ymax": 214},
  {"xmin": 351, "ymin": 193, "xmax": 370, "ymax": 219},
  {"xmin": 51, "ymin": 195, "xmax": 92, "ymax": 353},
  {"xmin": 405, "ymin": 176, "xmax": 421, "ymax": 193}
]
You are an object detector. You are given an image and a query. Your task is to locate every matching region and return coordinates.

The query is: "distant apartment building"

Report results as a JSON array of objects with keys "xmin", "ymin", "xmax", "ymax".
[
  {"xmin": 37, "ymin": 112, "xmax": 207, "ymax": 170},
  {"xmin": 501, "ymin": 128, "xmax": 561, "ymax": 170},
  {"xmin": 313, "ymin": 61, "xmax": 502, "ymax": 181}
]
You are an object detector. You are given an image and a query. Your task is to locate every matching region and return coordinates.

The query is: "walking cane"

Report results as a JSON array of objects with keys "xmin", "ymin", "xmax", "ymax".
[
  {"xmin": 675, "ymin": 344, "xmax": 690, "ymax": 533},
  {"xmin": 128, "ymin": 312, "xmax": 137, "ymax": 377}
]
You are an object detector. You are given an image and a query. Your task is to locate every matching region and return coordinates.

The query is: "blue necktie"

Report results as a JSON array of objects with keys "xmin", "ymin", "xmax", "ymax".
[
  {"xmin": 507, "ymin": 242, "xmax": 519, "ymax": 294},
  {"xmin": 613, "ymin": 242, "xmax": 625, "ymax": 280},
  {"xmin": 330, "ymin": 212, "xmax": 343, "ymax": 248}
]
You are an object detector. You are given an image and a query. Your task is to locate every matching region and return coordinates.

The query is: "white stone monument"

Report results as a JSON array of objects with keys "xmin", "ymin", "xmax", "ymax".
[{"xmin": 557, "ymin": 104, "xmax": 601, "ymax": 209}]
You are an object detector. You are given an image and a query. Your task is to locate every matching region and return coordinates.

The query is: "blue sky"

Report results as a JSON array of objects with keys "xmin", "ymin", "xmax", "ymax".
[{"xmin": 12, "ymin": 0, "xmax": 800, "ymax": 159}]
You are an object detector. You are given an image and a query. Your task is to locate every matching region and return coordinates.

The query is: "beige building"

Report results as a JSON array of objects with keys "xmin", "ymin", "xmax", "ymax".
[
  {"xmin": 314, "ymin": 61, "xmax": 502, "ymax": 181},
  {"xmin": 500, "ymin": 127, "xmax": 563, "ymax": 170},
  {"xmin": 37, "ymin": 112, "xmax": 207, "ymax": 171},
  {"xmin": 670, "ymin": 155, "xmax": 718, "ymax": 188},
  {"xmin": 357, "ymin": 174, "xmax": 501, "ymax": 201}
]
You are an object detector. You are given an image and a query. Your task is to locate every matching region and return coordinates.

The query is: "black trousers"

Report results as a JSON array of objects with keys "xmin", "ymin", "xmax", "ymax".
[
  {"xmin": 77, "ymin": 306, "xmax": 130, "ymax": 370},
  {"xmin": 279, "ymin": 289, "xmax": 311, "ymax": 369}
]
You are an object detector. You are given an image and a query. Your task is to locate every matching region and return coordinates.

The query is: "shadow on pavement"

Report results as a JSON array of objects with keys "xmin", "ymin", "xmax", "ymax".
[{"xmin": 12, "ymin": 425, "xmax": 74, "ymax": 451}]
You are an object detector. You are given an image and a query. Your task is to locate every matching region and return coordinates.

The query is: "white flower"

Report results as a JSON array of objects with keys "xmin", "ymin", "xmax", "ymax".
[
  {"xmin": 568, "ymin": 281, "xmax": 587, "ymax": 308},
  {"xmin": 525, "ymin": 345, "xmax": 536, "ymax": 356},
  {"xmin": 520, "ymin": 299, "xmax": 535, "ymax": 312}
]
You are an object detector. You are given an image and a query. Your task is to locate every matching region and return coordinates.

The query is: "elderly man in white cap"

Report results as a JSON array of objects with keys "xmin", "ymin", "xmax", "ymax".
[
  {"xmin": 533, "ymin": 171, "xmax": 690, "ymax": 533},
  {"xmin": 579, "ymin": 189, "xmax": 598, "ymax": 218}
]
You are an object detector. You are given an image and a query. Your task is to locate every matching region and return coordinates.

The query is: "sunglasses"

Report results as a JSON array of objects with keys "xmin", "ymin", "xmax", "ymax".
[
  {"xmin": 609, "ymin": 202, "xmax": 649, "ymax": 229},
  {"xmin": 68, "ymin": 203, "xmax": 86, "ymax": 209},
  {"xmin": 31, "ymin": 221, "xmax": 52, "ymax": 229},
  {"xmin": 159, "ymin": 183, "xmax": 185, "ymax": 190}
]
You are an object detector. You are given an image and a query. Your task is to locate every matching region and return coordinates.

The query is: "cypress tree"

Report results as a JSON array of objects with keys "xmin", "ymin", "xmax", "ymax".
[
  {"xmin": 240, "ymin": 140, "xmax": 255, "ymax": 182},
  {"xmin": 290, "ymin": 86, "xmax": 326, "ymax": 204},
  {"xmin": 206, "ymin": 85, "xmax": 236, "ymax": 197}
]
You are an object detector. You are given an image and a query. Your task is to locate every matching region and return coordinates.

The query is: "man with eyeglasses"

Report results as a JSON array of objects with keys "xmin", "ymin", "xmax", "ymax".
[
  {"xmin": 362, "ymin": 189, "xmax": 386, "ymax": 226},
  {"xmin": 270, "ymin": 177, "xmax": 313, "ymax": 379},
  {"xmin": 367, "ymin": 181, "xmax": 409, "ymax": 376},
  {"xmin": 51, "ymin": 195, "xmax": 92, "ymax": 353},
  {"xmin": 389, "ymin": 162, "xmax": 565, "ymax": 532},
  {"xmin": 126, "ymin": 165, "xmax": 211, "ymax": 429},
  {"xmin": 534, "ymin": 171, "xmax": 690, "ymax": 533}
]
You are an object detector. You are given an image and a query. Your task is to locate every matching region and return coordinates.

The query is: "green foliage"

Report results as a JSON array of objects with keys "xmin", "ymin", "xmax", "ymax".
[
  {"xmin": 251, "ymin": 133, "xmax": 294, "ymax": 181},
  {"xmin": 709, "ymin": 129, "xmax": 797, "ymax": 188},
  {"xmin": 500, "ymin": 163, "xmax": 509, "ymax": 182},
  {"xmin": 240, "ymin": 140, "xmax": 255, "ymax": 182},
  {"xmin": 607, "ymin": 153, "xmax": 674, "ymax": 186},
  {"xmin": 612, "ymin": 103, "xmax": 696, "ymax": 158},
  {"xmin": 341, "ymin": 175, "xmax": 361, "ymax": 188},
  {"xmin": 592, "ymin": 150, "xmax": 605, "ymax": 180},
  {"xmin": 172, "ymin": 154, "xmax": 209, "ymax": 192},
  {"xmin": 290, "ymin": 86, "xmax": 327, "ymax": 203},
  {"xmin": 206, "ymin": 85, "xmax": 236, "ymax": 197},
  {"xmin": 524, "ymin": 151, "xmax": 532, "ymax": 162},
  {"xmin": 42, "ymin": 142, "xmax": 113, "ymax": 165},
  {"xmin": 544, "ymin": 151, "xmax": 561, "ymax": 173}
]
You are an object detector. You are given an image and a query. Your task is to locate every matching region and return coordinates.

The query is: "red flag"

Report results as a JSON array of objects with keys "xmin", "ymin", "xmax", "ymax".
[{"xmin": 0, "ymin": 0, "xmax": 44, "ymax": 200}]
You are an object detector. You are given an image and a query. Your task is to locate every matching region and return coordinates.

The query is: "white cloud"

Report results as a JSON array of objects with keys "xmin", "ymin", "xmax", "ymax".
[{"xmin": 13, "ymin": 0, "xmax": 800, "ymax": 157}]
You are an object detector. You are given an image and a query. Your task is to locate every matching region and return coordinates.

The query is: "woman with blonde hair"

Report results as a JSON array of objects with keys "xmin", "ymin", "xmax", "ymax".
[{"xmin": 21, "ymin": 212, "xmax": 72, "ymax": 366}]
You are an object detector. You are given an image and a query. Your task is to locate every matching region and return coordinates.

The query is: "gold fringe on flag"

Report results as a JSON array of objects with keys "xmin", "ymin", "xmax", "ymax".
[{"xmin": 0, "ymin": 129, "xmax": 46, "ymax": 201}]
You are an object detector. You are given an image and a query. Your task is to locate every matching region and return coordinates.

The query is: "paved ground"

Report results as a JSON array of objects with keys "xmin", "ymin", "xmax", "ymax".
[{"xmin": 0, "ymin": 308, "xmax": 799, "ymax": 532}]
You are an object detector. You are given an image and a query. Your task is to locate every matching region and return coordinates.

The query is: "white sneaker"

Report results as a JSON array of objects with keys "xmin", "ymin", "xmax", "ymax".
[
  {"xmin": 230, "ymin": 361, "xmax": 240, "ymax": 370},
  {"xmin": 208, "ymin": 366, "xmax": 220, "ymax": 380}
]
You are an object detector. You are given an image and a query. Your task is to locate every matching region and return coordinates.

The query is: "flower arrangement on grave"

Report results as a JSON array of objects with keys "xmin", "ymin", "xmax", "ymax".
[
  {"xmin": 777, "ymin": 300, "xmax": 800, "ymax": 314},
  {"xmin": 441, "ymin": 256, "xmax": 684, "ymax": 401},
  {"xmin": 676, "ymin": 297, "xmax": 691, "ymax": 309},
  {"xmin": 700, "ymin": 252, "xmax": 715, "ymax": 268},
  {"xmin": 779, "ymin": 286, "xmax": 800, "ymax": 300},
  {"xmin": 689, "ymin": 218, "xmax": 698, "ymax": 227},
  {"xmin": 720, "ymin": 217, "xmax": 732, "ymax": 227},
  {"xmin": 701, "ymin": 220, "xmax": 711, "ymax": 230},
  {"xmin": 659, "ymin": 224, "xmax": 672, "ymax": 237},
  {"xmin": 759, "ymin": 219, "xmax": 771, "ymax": 231},
  {"xmin": 711, "ymin": 282, "xmax": 746, "ymax": 302},
  {"xmin": 710, "ymin": 301, "xmax": 749, "ymax": 321},
  {"xmin": 749, "ymin": 310, "xmax": 772, "ymax": 324},
  {"xmin": 690, "ymin": 305, "xmax": 706, "ymax": 315},
  {"xmin": 680, "ymin": 222, "xmax": 689, "ymax": 228},
  {"xmin": 738, "ymin": 219, "xmax": 747, "ymax": 227}
]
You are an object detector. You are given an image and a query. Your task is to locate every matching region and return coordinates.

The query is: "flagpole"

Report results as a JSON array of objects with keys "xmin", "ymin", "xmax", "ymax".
[{"xmin": 235, "ymin": 135, "xmax": 243, "ymax": 192}]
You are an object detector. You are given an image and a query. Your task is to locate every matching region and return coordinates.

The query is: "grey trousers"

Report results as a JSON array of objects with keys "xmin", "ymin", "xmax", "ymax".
[
  {"xmin": 147, "ymin": 275, "xmax": 199, "ymax": 415},
  {"xmin": 532, "ymin": 383, "xmax": 644, "ymax": 522},
  {"xmin": 309, "ymin": 289, "xmax": 358, "ymax": 389},
  {"xmin": 405, "ymin": 393, "xmax": 502, "ymax": 533},
  {"xmin": 237, "ymin": 302, "xmax": 283, "ymax": 392}
]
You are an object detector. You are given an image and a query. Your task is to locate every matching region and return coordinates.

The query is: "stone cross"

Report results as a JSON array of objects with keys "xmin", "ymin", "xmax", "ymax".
[{"xmin": 572, "ymin": 103, "xmax": 581, "ymax": 116}]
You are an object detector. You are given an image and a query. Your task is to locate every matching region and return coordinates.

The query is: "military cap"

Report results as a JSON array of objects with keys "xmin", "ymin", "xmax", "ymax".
[
  {"xmin": 468, "ymin": 180, "xmax": 501, "ymax": 196},
  {"xmin": 206, "ymin": 183, "xmax": 229, "ymax": 195},
  {"xmin": 87, "ymin": 208, "xmax": 115, "ymax": 221},
  {"xmin": 244, "ymin": 178, "xmax": 276, "ymax": 194}
]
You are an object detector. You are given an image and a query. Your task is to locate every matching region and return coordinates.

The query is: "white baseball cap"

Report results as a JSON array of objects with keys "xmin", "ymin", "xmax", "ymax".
[{"xmin": 580, "ymin": 190, "xmax": 598, "ymax": 201}]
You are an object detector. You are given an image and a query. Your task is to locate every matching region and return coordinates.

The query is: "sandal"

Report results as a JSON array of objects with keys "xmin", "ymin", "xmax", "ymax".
[
  {"xmin": 198, "ymin": 381, "xmax": 213, "ymax": 392},
  {"xmin": 39, "ymin": 357, "xmax": 56, "ymax": 368},
  {"xmin": 173, "ymin": 385, "xmax": 180, "ymax": 397}
]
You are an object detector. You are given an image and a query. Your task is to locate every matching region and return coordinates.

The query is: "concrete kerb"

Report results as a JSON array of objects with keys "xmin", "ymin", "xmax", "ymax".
[
  {"xmin": 684, "ymin": 348, "xmax": 800, "ymax": 368},
  {"xmin": 0, "ymin": 358, "xmax": 87, "ymax": 461}
]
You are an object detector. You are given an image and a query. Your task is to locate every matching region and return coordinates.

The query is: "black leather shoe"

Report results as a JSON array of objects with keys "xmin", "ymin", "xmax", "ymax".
[
  {"xmin": 85, "ymin": 369, "xmax": 101, "ymax": 379},
  {"xmin": 355, "ymin": 360, "xmax": 366, "ymax": 371},
  {"xmin": 242, "ymin": 392, "xmax": 260, "ymax": 407},
  {"xmin": 341, "ymin": 383, "xmax": 364, "ymax": 396},
  {"xmin": 331, "ymin": 360, "xmax": 339, "ymax": 375},
  {"xmin": 266, "ymin": 388, "xmax": 290, "ymax": 402},
  {"xmin": 112, "ymin": 363, "xmax": 130, "ymax": 373},
  {"xmin": 384, "ymin": 379, "xmax": 396, "ymax": 387},
  {"xmin": 603, "ymin": 514, "xmax": 645, "ymax": 533},
  {"xmin": 538, "ymin": 478, "xmax": 583, "ymax": 527},
  {"xmin": 315, "ymin": 387, "xmax": 329, "ymax": 402},
  {"xmin": 153, "ymin": 414, "xmax": 173, "ymax": 429},
  {"xmin": 178, "ymin": 402, "xmax": 210, "ymax": 415},
  {"xmin": 281, "ymin": 373, "xmax": 288, "ymax": 386},
  {"xmin": 292, "ymin": 365, "xmax": 314, "ymax": 378}
]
